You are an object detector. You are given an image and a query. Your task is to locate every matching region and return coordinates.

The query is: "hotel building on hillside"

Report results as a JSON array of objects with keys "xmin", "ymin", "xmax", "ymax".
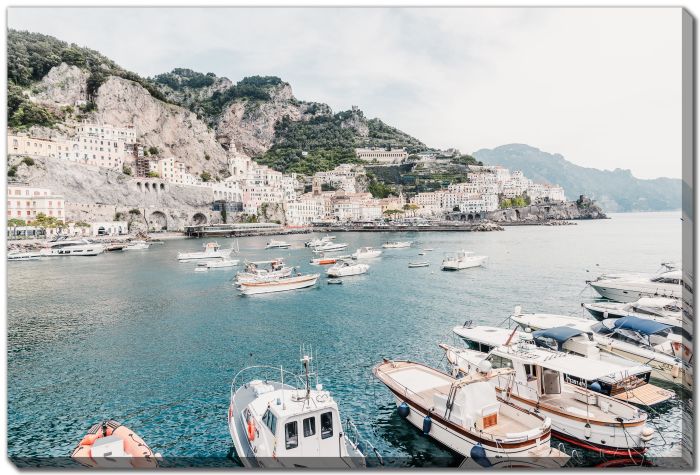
[
  {"xmin": 354, "ymin": 147, "xmax": 408, "ymax": 164},
  {"xmin": 7, "ymin": 184, "xmax": 65, "ymax": 221}
]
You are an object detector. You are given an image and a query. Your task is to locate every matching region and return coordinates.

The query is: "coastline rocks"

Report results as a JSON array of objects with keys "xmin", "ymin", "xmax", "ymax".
[{"xmin": 485, "ymin": 198, "xmax": 606, "ymax": 223}]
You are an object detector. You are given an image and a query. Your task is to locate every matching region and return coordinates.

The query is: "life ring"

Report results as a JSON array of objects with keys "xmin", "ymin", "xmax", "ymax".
[
  {"xmin": 247, "ymin": 420, "xmax": 256, "ymax": 441},
  {"xmin": 672, "ymin": 341, "xmax": 682, "ymax": 353}
]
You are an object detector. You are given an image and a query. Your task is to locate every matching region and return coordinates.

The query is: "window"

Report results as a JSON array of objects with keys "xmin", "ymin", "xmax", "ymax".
[
  {"xmin": 303, "ymin": 417, "xmax": 316, "ymax": 437},
  {"xmin": 261, "ymin": 408, "xmax": 277, "ymax": 435},
  {"xmin": 320, "ymin": 412, "xmax": 333, "ymax": 439},
  {"xmin": 489, "ymin": 355, "xmax": 513, "ymax": 370},
  {"xmin": 285, "ymin": 421, "xmax": 298, "ymax": 449}
]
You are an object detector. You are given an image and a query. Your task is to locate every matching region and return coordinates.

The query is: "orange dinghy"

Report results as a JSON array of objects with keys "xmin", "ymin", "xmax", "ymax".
[{"xmin": 71, "ymin": 420, "xmax": 161, "ymax": 469}]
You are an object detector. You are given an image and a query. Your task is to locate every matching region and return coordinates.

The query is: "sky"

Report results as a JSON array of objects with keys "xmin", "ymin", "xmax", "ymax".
[{"xmin": 7, "ymin": 7, "xmax": 684, "ymax": 179}]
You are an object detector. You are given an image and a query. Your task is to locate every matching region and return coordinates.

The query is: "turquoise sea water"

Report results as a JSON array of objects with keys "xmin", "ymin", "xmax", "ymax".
[{"xmin": 7, "ymin": 212, "xmax": 689, "ymax": 467}]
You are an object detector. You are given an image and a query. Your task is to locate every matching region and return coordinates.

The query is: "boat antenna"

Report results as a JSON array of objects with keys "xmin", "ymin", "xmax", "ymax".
[{"xmin": 301, "ymin": 352, "xmax": 312, "ymax": 401}]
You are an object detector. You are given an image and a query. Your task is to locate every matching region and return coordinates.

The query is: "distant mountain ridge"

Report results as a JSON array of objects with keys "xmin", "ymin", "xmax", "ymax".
[{"xmin": 473, "ymin": 144, "xmax": 681, "ymax": 212}]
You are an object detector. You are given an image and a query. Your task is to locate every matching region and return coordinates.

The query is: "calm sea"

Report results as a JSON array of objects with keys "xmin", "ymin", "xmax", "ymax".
[{"xmin": 7, "ymin": 211, "xmax": 688, "ymax": 467}]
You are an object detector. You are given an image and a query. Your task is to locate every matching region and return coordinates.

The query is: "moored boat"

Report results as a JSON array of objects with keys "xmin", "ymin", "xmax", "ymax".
[
  {"xmin": 587, "ymin": 268, "xmax": 682, "ymax": 302},
  {"xmin": 382, "ymin": 241, "xmax": 411, "ymax": 249},
  {"xmin": 206, "ymin": 258, "xmax": 240, "ymax": 268},
  {"xmin": 178, "ymin": 241, "xmax": 234, "ymax": 261},
  {"xmin": 326, "ymin": 261, "xmax": 369, "ymax": 278},
  {"xmin": 41, "ymin": 238, "xmax": 105, "ymax": 257},
  {"xmin": 408, "ymin": 261, "xmax": 429, "ymax": 268},
  {"xmin": 228, "ymin": 355, "xmax": 366, "ymax": 468},
  {"xmin": 239, "ymin": 273, "xmax": 320, "ymax": 295},
  {"xmin": 7, "ymin": 251, "xmax": 43, "ymax": 261},
  {"xmin": 71, "ymin": 420, "xmax": 161, "ymax": 468},
  {"xmin": 312, "ymin": 242, "xmax": 348, "ymax": 252},
  {"xmin": 373, "ymin": 359, "xmax": 568, "ymax": 467},
  {"xmin": 265, "ymin": 239, "xmax": 291, "ymax": 249},
  {"xmin": 124, "ymin": 240, "xmax": 150, "ymax": 251},
  {"xmin": 352, "ymin": 247, "xmax": 382, "ymax": 259},
  {"xmin": 446, "ymin": 325, "xmax": 656, "ymax": 455},
  {"xmin": 441, "ymin": 250, "xmax": 487, "ymax": 270}
]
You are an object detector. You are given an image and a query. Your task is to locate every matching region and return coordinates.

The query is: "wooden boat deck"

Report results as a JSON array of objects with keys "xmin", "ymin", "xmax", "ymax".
[{"xmin": 612, "ymin": 383, "xmax": 675, "ymax": 406}]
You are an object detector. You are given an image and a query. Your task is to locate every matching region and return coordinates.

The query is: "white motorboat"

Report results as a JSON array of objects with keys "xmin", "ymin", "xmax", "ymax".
[
  {"xmin": 42, "ymin": 238, "xmax": 105, "ymax": 257},
  {"xmin": 265, "ymin": 239, "xmax": 291, "ymax": 249},
  {"xmin": 304, "ymin": 235, "xmax": 335, "ymax": 247},
  {"xmin": 351, "ymin": 247, "xmax": 382, "ymax": 259},
  {"xmin": 447, "ymin": 325, "xmax": 656, "ymax": 456},
  {"xmin": 206, "ymin": 259, "xmax": 240, "ymax": 269},
  {"xmin": 587, "ymin": 269, "xmax": 682, "ymax": 302},
  {"xmin": 178, "ymin": 242, "xmax": 234, "ymax": 261},
  {"xmin": 228, "ymin": 355, "xmax": 366, "ymax": 468},
  {"xmin": 312, "ymin": 242, "xmax": 348, "ymax": 252},
  {"xmin": 423, "ymin": 248, "xmax": 434, "ymax": 252},
  {"xmin": 326, "ymin": 261, "xmax": 369, "ymax": 278},
  {"xmin": 239, "ymin": 273, "xmax": 319, "ymax": 295},
  {"xmin": 408, "ymin": 262, "xmax": 429, "ymax": 268},
  {"xmin": 7, "ymin": 251, "xmax": 43, "ymax": 261},
  {"xmin": 382, "ymin": 241, "xmax": 411, "ymax": 249},
  {"xmin": 583, "ymin": 297, "xmax": 683, "ymax": 326},
  {"xmin": 441, "ymin": 250, "xmax": 487, "ymax": 270},
  {"xmin": 511, "ymin": 312, "xmax": 691, "ymax": 390},
  {"xmin": 124, "ymin": 241, "xmax": 150, "ymax": 251},
  {"xmin": 373, "ymin": 359, "xmax": 568, "ymax": 467},
  {"xmin": 235, "ymin": 260, "xmax": 292, "ymax": 285}
]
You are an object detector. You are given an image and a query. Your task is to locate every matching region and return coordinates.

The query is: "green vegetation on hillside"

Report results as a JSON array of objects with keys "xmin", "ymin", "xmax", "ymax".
[
  {"xmin": 152, "ymin": 68, "xmax": 217, "ymax": 90},
  {"xmin": 7, "ymin": 29, "xmax": 169, "ymax": 124},
  {"xmin": 364, "ymin": 118, "xmax": 424, "ymax": 152}
]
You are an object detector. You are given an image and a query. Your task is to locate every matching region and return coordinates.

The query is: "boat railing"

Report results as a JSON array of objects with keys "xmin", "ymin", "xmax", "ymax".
[
  {"xmin": 230, "ymin": 365, "xmax": 306, "ymax": 402},
  {"xmin": 343, "ymin": 418, "xmax": 384, "ymax": 465}
]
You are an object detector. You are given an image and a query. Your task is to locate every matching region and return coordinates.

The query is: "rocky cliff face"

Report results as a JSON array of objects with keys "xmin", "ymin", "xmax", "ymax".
[
  {"xmin": 485, "ymin": 199, "xmax": 606, "ymax": 222},
  {"xmin": 215, "ymin": 83, "xmax": 332, "ymax": 156},
  {"xmin": 32, "ymin": 63, "xmax": 89, "ymax": 106}
]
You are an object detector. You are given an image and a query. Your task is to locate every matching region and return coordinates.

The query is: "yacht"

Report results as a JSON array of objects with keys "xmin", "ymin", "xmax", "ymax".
[
  {"xmin": 265, "ymin": 239, "xmax": 292, "ymax": 249},
  {"xmin": 382, "ymin": 241, "xmax": 411, "ymax": 249},
  {"xmin": 177, "ymin": 242, "xmax": 234, "ymax": 261},
  {"xmin": 228, "ymin": 355, "xmax": 366, "ymax": 468},
  {"xmin": 312, "ymin": 242, "xmax": 348, "ymax": 252},
  {"xmin": 326, "ymin": 261, "xmax": 369, "ymax": 278},
  {"xmin": 447, "ymin": 325, "xmax": 656, "ymax": 455},
  {"xmin": 583, "ymin": 297, "xmax": 683, "ymax": 326},
  {"xmin": 441, "ymin": 250, "xmax": 487, "ymax": 270},
  {"xmin": 238, "ymin": 273, "xmax": 320, "ymax": 295},
  {"xmin": 42, "ymin": 238, "xmax": 105, "ymax": 256},
  {"xmin": 511, "ymin": 312, "xmax": 691, "ymax": 390},
  {"xmin": 373, "ymin": 359, "xmax": 568, "ymax": 467},
  {"xmin": 351, "ymin": 247, "xmax": 382, "ymax": 259},
  {"xmin": 7, "ymin": 251, "xmax": 43, "ymax": 261},
  {"xmin": 587, "ymin": 269, "xmax": 682, "ymax": 302},
  {"xmin": 124, "ymin": 240, "xmax": 150, "ymax": 251}
]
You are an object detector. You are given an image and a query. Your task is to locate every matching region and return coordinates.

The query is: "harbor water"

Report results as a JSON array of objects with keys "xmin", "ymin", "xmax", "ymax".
[{"xmin": 7, "ymin": 212, "xmax": 688, "ymax": 467}]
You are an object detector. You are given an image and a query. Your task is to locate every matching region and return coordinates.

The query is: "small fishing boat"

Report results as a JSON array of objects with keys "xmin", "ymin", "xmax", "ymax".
[
  {"xmin": 206, "ymin": 259, "xmax": 240, "ymax": 268},
  {"xmin": 441, "ymin": 250, "xmax": 487, "ymax": 270},
  {"xmin": 312, "ymin": 242, "xmax": 348, "ymax": 252},
  {"xmin": 265, "ymin": 239, "xmax": 292, "ymax": 249},
  {"xmin": 239, "ymin": 273, "xmax": 320, "ymax": 295},
  {"xmin": 71, "ymin": 420, "xmax": 161, "ymax": 468},
  {"xmin": 373, "ymin": 359, "xmax": 568, "ymax": 467},
  {"xmin": 310, "ymin": 256, "xmax": 339, "ymax": 266},
  {"xmin": 352, "ymin": 247, "xmax": 382, "ymax": 259},
  {"xmin": 327, "ymin": 261, "xmax": 369, "ymax": 278},
  {"xmin": 408, "ymin": 262, "xmax": 429, "ymax": 268},
  {"xmin": 423, "ymin": 248, "xmax": 434, "ymax": 252},
  {"xmin": 124, "ymin": 240, "xmax": 150, "ymax": 251},
  {"xmin": 327, "ymin": 278, "xmax": 343, "ymax": 285},
  {"xmin": 382, "ymin": 241, "xmax": 411, "ymax": 249},
  {"xmin": 178, "ymin": 241, "xmax": 234, "ymax": 261},
  {"xmin": 228, "ymin": 354, "xmax": 366, "ymax": 468},
  {"xmin": 105, "ymin": 243, "xmax": 127, "ymax": 252}
]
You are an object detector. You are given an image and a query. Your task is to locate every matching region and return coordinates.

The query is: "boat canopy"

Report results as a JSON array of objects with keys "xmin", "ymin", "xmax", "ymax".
[
  {"xmin": 612, "ymin": 316, "xmax": 672, "ymax": 335},
  {"xmin": 528, "ymin": 351, "xmax": 649, "ymax": 382},
  {"xmin": 532, "ymin": 327, "xmax": 591, "ymax": 350}
]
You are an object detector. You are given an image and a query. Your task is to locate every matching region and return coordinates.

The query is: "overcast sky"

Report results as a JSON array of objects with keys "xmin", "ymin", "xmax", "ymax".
[{"xmin": 8, "ymin": 7, "xmax": 683, "ymax": 179}]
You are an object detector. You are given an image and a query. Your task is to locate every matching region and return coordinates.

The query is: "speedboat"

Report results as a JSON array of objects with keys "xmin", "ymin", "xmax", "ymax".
[
  {"xmin": 235, "ymin": 260, "xmax": 292, "ymax": 285},
  {"xmin": 310, "ymin": 256, "xmax": 340, "ymax": 266},
  {"xmin": 447, "ymin": 325, "xmax": 656, "ymax": 455},
  {"xmin": 71, "ymin": 420, "xmax": 161, "ymax": 468},
  {"xmin": 373, "ymin": 359, "xmax": 568, "ymax": 467},
  {"xmin": 441, "ymin": 250, "xmax": 487, "ymax": 270},
  {"xmin": 228, "ymin": 355, "xmax": 366, "ymax": 468},
  {"xmin": 42, "ymin": 238, "xmax": 105, "ymax": 256},
  {"xmin": 583, "ymin": 297, "xmax": 683, "ymax": 326},
  {"xmin": 124, "ymin": 240, "xmax": 150, "ymax": 251},
  {"xmin": 408, "ymin": 262, "xmax": 429, "ymax": 268},
  {"xmin": 587, "ymin": 269, "xmax": 682, "ymax": 302},
  {"xmin": 511, "ymin": 312, "xmax": 691, "ymax": 390},
  {"xmin": 312, "ymin": 242, "xmax": 348, "ymax": 252},
  {"xmin": 7, "ymin": 251, "xmax": 43, "ymax": 261},
  {"xmin": 382, "ymin": 241, "xmax": 411, "ymax": 249},
  {"xmin": 305, "ymin": 235, "xmax": 335, "ymax": 247},
  {"xmin": 178, "ymin": 242, "xmax": 234, "ymax": 261},
  {"xmin": 326, "ymin": 261, "xmax": 369, "ymax": 278},
  {"xmin": 239, "ymin": 273, "xmax": 319, "ymax": 295},
  {"xmin": 351, "ymin": 247, "xmax": 382, "ymax": 259},
  {"xmin": 206, "ymin": 259, "xmax": 240, "ymax": 268},
  {"xmin": 265, "ymin": 239, "xmax": 291, "ymax": 249}
]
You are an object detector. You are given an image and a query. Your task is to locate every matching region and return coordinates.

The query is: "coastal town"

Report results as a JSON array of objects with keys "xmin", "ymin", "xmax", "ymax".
[{"xmin": 7, "ymin": 119, "xmax": 575, "ymax": 241}]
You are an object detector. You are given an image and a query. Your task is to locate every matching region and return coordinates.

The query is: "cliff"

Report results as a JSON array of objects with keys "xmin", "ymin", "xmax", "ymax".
[{"xmin": 485, "ymin": 197, "xmax": 606, "ymax": 223}]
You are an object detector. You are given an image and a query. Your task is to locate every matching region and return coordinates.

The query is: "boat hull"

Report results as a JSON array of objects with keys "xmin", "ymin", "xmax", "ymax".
[
  {"xmin": 589, "ymin": 282, "xmax": 681, "ymax": 303},
  {"xmin": 442, "ymin": 256, "xmax": 487, "ymax": 271},
  {"xmin": 239, "ymin": 275, "xmax": 319, "ymax": 295},
  {"xmin": 43, "ymin": 245, "xmax": 105, "ymax": 256}
]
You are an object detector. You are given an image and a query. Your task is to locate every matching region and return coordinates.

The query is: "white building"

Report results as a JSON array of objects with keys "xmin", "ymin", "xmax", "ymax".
[
  {"xmin": 7, "ymin": 184, "xmax": 65, "ymax": 221},
  {"xmin": 355, "ymin": 147, "xmax": 408, "ymax": 164}
]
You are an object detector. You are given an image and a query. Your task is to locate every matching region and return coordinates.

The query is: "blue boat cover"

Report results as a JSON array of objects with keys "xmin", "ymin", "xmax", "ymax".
[
  {"xmin": 612, "ymin": 316, "xmax": 671, "ymax": 335},
  {"xmin": 532, "ymin": 327, "xmax": 588, "ymax": 350}
]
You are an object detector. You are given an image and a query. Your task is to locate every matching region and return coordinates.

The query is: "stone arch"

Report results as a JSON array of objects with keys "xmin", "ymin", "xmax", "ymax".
[
  {"xmin": 160, "ymin": 183, "xmax": 165, "ymax": 190},
  {"xmin": 97, "ymin": 226, "xmax": 106, "ymax": 235},
  {"xmin": 467, "ymin": 213, "xmax": 474, "ymax": 221},
  {"xmin": 192, "ymin": 212, "xmax": 207, "ymax": 225},
  {"xmin": 136, "ymin": 182, "xmax": 142, "ymax": 191},
  {"xmin": 149, "ymin": 211, "xmax": 168, "ymax": 231},
  {"xmin": 145, "ymin": 182, "xmax": 150, "ymax": 191}
]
